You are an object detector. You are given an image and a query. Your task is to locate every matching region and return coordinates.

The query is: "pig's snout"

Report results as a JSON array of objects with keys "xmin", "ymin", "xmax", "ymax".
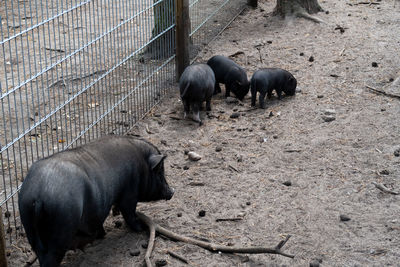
[{"xmin": 164, "ymin": 186, "xmax": 174, "ymax": 200}]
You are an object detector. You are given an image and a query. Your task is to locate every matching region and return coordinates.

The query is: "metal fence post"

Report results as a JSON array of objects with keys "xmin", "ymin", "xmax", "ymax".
[
  {"xmin": 175, "ymin": 0, "xmax": 190, "ymax": 81},
  {"xmin": 0, "ymin": 207, "xmax": 8, "ymax": 267}
]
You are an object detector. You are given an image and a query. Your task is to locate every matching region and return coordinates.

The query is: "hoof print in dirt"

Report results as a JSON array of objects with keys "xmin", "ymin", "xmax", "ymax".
[
  {"xmin": 155, "ymin": 259, "xmax": 168, "ymax": 267},
  {"xmin": 129, "ymin": 248, "xmax": 140, "ymax": 257},
  {"xmin": 321, "ymin": 109, "xmax": 336, "ymax": 122},
  {"xmin": 394, "ymin": 148, "xmax": 400, "ymax": 157},
  {"xmin": 188, "ymin": 151, "xmax": 202, "ymax": 161},
  {"xmin": 198, "ymin": 210, "xmax": 206, "ymax": 217},
  {"xmin": 340, "ymin": 214, "xmax": 351, "ymax": 222}
]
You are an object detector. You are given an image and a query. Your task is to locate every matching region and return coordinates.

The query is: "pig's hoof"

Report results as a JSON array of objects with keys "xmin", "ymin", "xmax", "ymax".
[{"xmin": 198, "ymin": 121, "xmax": 203, "ymax": 126}]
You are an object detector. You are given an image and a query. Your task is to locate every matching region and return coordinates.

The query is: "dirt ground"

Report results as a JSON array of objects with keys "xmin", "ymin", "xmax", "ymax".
[{"xmin": 7, "ymin": 0, "xmax": 400, "ymax": 266}]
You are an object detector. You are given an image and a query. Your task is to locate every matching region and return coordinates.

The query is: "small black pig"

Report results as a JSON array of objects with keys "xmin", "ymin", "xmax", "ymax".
[
  {"xmin": 18, "ymin": 135, "xmax": 174, "ymax": 267},
  {"xmin": 207, "ymin": 55, "xmax": 250, "ymax": 100},
  {"xmin": 250, "ymin": 68, "xmax": 297, "ymax": 109},
  {"xmin": 179, "ymin": 63, "xmax": 215, "ymax": 124}
]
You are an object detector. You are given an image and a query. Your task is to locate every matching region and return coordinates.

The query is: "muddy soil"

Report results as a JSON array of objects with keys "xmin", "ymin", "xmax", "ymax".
[{"xmin": 7, "ymin": 0, "xmax": 400, "ymax": 266}]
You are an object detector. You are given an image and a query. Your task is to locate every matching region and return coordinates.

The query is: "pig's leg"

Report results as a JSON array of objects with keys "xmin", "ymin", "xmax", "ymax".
[
  {"xmin": 191, "ymin": 103, "xmax": 201, "ymax": 123},
  {"xmin": 267, "ymin": 88, "xmax": 273, "ymax": 99},
  {"xmin": 259, "ymin": 92, "xmax": 266, "ymax": 109},
  {"xmin": 183, "ymin": 100, "xmax": 190, "ymax": 119},
  {"xmin": 119, "ymin": 199, "xmax": 145, "ymax": 232},
  {"xmin": 277, "ymin": 89, "xmax": 282, "ymax": 100},
  {"xmin": 206, "ymin": 98, "xmax": 212, "ymax": 111},
  {"xmin": 225, "ymin": 83, "xmax": 231, "ymax": 97},
  {"xmin": 214, "ymin": 82, "xmax": 221, "ymax": 95},
  {"xmin": 251, "ymin": 86, "xmax": 257, "ymax": 107}
]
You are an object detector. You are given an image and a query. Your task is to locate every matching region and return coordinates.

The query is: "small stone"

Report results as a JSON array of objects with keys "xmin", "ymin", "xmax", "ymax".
[
  {"xmin": 317, "ymin": 95, "xmax": 324, "ymax": 98},
  {"xmin": 215, "ymin": 146, "xmax": 222, "ymax": 152},
  {"xmin": 155, "ymin": 259, "xmax": 167, "ymax": 267},
  {"xmin": 160, "ymin": 140, "xmax": 167, "ymax": 146},
  {"xmin": 309, "ymin": 56, "xmax": 314, "ymax": 62},
  {"xmin": 283, "ymin": 181, "xmax": 292, "ymax": 186},
  {"xmin": 114, "ymin": 220, "xmax": 122, "ymax": 228},
  {"xmin": 340, "ymin": 214, "xmax": 351, "ymax": 221},
  {"xmin": 394, "ymin": 148, "xmax": 400, "ymax": 157},
  {"xmin": 269, "ymin": 111, "xmax": 274, "ymax": 117},
  {"xmin": 198, "ymin": 210, "xmax": 206, "ymax": 217},
  {"xmin": 184, "ymin": 150, "xmax": 189, "ymax": 155},
  {"xmin": 322, "ymin": 115, "xmax": 336, "ymax": 122},
  {"xmin": 372, "ymin": 62, "xmax": 378, "ymax": 67},
  {"xmin": 4, "ymin": 211, "xmax": 11, "ymax": 218},
  {"xmin": 129, "ymin": 249, "xmax": 140, "ymax": 257},
  {"xmin": 226, "ymin": 97, "xmax": 239, "ymax": 104},
  {"xmin": 267, "ymin": 40, "xmax": 272, "ymax": 44},
  {"xmin": 381, "ymin": 108, "xmax": 386, "ymax": 111},
  {"xmin": 273, "ymin": 135, "xmax": 278, "ymax": 139},
  {"xmin": 230, "ymin": 112, "xmax": 240, "ymax": 119},
  {"xmin": 177, "ymin": 212, "xmax": 182, "ymax": 217},
  {"xmin": 188, "ymin": 151, "xmax": 202, "ymax": 161},
  {"xmin": 246, "ymin": 201, "xmax": 251, "ymax": 206},
  {"xmin": 310, "ymin": 260, "xmax": 320, "ymax": 267},
  {"xmin": 183, "ymin": 165, "xmax": 189, "ymax": 170},
  {"xmin": 379, "ymin": 169, "xmax": 389, "ymax": 175},
  {"xmin": 299, "ymin": 52, "xmax": 304, "ymax": 56},
  {"xmin": 325, "ymin": 10, "xmax": 329, "ymax": 14}
]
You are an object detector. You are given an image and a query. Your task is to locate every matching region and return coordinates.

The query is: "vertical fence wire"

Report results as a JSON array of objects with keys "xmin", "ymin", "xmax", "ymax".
[{"xmin": 0, "ymin": 0, "xmax": 246, "ymax": 247}]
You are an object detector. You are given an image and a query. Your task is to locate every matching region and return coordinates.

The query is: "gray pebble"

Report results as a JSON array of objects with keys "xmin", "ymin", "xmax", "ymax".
[{"xmin": 340, "ymin": 214, "xmax": 351, "ymax": 221}]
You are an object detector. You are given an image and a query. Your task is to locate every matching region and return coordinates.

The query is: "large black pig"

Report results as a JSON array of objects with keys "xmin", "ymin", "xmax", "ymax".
[
  {"xmin": 250, "ymin": 68, "xmax": 297, "ymax": 109},
  {"xmin": 179, "ymin": 63, "xmax": 215, "ymax": 124},
  {"xmin": 18, "ymin": 135, "xmax": 174, "ymax": 267},
  {"xmin": 207, "ymin": 55, "xmax": 250, "ymax": 100}
]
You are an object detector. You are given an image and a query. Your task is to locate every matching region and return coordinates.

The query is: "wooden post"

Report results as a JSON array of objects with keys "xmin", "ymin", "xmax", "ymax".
[
  {"xmin": 248, "ymin": 0, "xmax": 258, "ymax": 8},
  {"xmin": 0, "ymin": 207, "xmax": 8, "ymax": 267},
  {"xmin": 175, "ymin": 0, "xmax": 190, "ymax": 81}
]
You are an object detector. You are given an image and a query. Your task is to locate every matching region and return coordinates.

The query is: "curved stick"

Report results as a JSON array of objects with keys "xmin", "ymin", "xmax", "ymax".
[
  {"xmin": 136, "ymin": 211, "xmax": 295, "ymax": 265},
  {"xmin": 138, "ymin": 212, "xmax": 156, "ymax": 267}
]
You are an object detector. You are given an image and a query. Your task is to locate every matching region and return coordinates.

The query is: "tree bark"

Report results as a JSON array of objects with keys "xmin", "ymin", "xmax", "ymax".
[
  {"xmin": 274, "ymin": 0, "xmax": 324, "ymax": 23},
  {"xmin": 145, "ymin": 0, "xmax": 176, "ymax": 58}
]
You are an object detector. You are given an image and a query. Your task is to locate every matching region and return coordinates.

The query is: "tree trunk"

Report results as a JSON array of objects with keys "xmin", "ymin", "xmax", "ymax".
[
  {"xmin": 274, "ymin": 0, "xmax": 323, "ymax": 21},
  {"xmin": 145, "ymin": 0, "xmax": 176, "ymax": 58}
]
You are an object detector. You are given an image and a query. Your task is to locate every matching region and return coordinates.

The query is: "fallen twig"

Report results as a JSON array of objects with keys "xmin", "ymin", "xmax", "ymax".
[
  {"xmin": 45, "ymin": 47, "xmax": 65, "ymax": 53},
  {"xmin": 136, "ymin": 211, "xmax": 295, "ymax": 265},
  {"xmin": 138, "ymin": 212, "xmax": 157, "ymax": 267},
  {"xmin": 169, "ymin": 116, "xmax": 183, "ymax": 121},
  {"xmin": 372, "ymin": 182, "xmax": 399, "ymax": 195},
  {"xmin": 216, "ymin": 218, "xmax": 243, "ymax": 222},
  {"xmin": 355, "ymin": 1, "xmax": 380, "ymax": 5},
  {"xmin": 48, "ymin": 70, "xmax": 106, "ymax": 88},
  {"xmin": 145, "ymin": 125, "xmax": 153, "ymax": 134},
  {"xmin": 167, "ymin": 250, "xmax": 189, "ymax": 264},
  {"xmin": 366, "ymin": 85, "xmax": 400, "ymax": 99},
  {"xmin": 188, "ymin": 181, "xmax": 205, "ymax": 186},
  {"xmin": 284, "ymin": 149, "xmax": 302, "ymax": 153},
  {"xmin": 228, "ymin": 165, "xmax": 239, "ymax": 172}
]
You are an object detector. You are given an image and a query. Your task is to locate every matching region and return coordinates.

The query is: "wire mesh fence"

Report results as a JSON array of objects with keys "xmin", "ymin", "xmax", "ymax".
[{"xmin": 0, "ymin": 0, "xmax": 247, "ymax": 247}]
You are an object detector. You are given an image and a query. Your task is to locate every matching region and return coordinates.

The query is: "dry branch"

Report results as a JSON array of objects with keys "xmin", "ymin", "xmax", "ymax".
[
  {"xmin": 216, "ymin": 218, "xmax": 243, "ymax": 222},
  {"xmin": 372, "ymin": 182, "xmax": 399, "ymax": 195},
  {"xmin": 366, "ymin": 85, "xmax": 400, "ymax": 99},
  {"xmin": 167, "ymin": 250, "xmax": 189, "ymax": 264},
  {"xmin": 136, "ymin": 211, "xmax": 294, "ymax": 267}
]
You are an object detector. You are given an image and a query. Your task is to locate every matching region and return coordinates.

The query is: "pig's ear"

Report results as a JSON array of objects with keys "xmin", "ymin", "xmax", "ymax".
[{"xmin": 149, "ymin": 154, "xmax": 167, "ymax": 170}]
